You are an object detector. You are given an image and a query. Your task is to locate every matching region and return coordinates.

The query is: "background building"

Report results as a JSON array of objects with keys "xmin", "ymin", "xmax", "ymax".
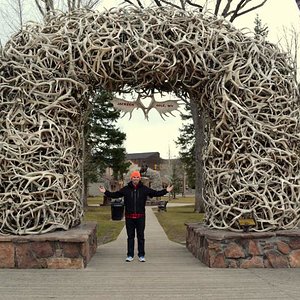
[{"xmin": 126, "ymin": 152, "xmax": 161, "ymax": 171}]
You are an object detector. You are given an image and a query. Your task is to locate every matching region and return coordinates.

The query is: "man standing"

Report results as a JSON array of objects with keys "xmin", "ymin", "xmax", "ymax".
[{"xmin": 99, "ymin": 171, "xmax": 173, "ymax": 262}]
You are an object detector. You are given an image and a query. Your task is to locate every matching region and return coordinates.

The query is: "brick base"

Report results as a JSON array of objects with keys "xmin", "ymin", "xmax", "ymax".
[
  {"xmin": 186, "ymin": 223, "xmax": 300, "ymax": 268},
  {"xmin": 0, "ymin": 222, "xmax": 97, "ymax": 269}
]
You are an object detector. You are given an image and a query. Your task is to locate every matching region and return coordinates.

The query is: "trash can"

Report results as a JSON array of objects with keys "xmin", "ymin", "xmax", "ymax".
[{"xmin": 111, "ymin": 198, "xmax": 124, "ymax": 220}]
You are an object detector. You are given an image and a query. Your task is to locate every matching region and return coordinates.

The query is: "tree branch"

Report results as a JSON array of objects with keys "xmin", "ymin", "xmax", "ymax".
[
  {"xmin": 72, "ymin": 0, "xmax": 76, "ymax": 10},
  {"xmin": 136, "ymin": 0, "xmax": 145, "ymax": 8},
  {"xmin": 214, "ymin": 0, "xmax": 223, "ymax": 16},
  {"xmin": 34, "ymin": 0, "xmax": 45, "ymax": 16},
  {"xmin": 185, "ymin": 0, "xmax": 203, "ymax": 11},
  {"xmin": 124, "ymin": 0, "xmax": 143, "ymax": 8},
  {"xmin": 229, "ymin": 0, "xmax": 268, "ymax": 23},
  {"xmin": 157, "ymin": 0, "xmax": 182, "ymax": 10},
  {"xmin": 45, "ymin": 0, "xmax": 54, "ymax": 12},
  {"xmin": 221, "ymin": 0, "xmax": 234, "ymax": 17},
  {"xmin": 223, "ymin": 0, "xmax": 249, "ymax": 18},
  {"xmin": 85, "ymin": 0, "xmax": 101, "ymax": 9},
  {"xmin": 153, "ymin": 0, "xmax": 162, "ymax": 7}
]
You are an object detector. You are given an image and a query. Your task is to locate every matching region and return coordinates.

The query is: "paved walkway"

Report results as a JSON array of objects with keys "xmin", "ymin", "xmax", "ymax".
[{"xmin": 0, "ymin": 207, "xmax": 300, "ymax": 299}]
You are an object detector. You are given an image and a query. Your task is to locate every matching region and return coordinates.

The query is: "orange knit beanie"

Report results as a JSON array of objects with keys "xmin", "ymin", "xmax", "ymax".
[{"xmin": 130, "ymin": 171, "xmax": 141, "ymax": 178}]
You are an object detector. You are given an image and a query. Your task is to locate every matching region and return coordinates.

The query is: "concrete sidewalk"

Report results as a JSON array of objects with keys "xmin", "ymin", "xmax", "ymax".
[{"xmin": 0, "ymin": 207, "xmax": 299, "ymax": 299}]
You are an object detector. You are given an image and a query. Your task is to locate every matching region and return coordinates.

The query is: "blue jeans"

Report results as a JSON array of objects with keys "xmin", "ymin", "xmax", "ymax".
[{"xmin": 125, "ymin": 217, "xmax": 145, "ymax": 257}]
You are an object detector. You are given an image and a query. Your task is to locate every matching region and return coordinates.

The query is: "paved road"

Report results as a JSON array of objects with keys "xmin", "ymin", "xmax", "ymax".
[{"xmin": 0, "ymin": 207, "xmax": 299, "ymax": 299}]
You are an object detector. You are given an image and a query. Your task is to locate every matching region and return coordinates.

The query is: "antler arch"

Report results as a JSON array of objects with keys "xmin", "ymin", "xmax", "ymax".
[{"xmin": 0, "ymin": 6, "xmax": 299, "ymax": 234}]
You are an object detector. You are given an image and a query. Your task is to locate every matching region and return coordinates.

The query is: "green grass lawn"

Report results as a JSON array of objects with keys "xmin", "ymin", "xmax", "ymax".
[
  {"xmin": 154, "ymin": 205, "xmax": 204, "ymax": 244},
  {"xmin": 84, "ymin": 197, "xmax": 124, "ymax": 245},
  {"xmin": 167, "ymin": 196, "xmax": 195, "ymax": 204},
  {"xmin": 84, "ymin": 195, "xmax": 203, "ymax": 245},
  {"xmin": 87, "ymin": 195, "xmax": 103, "ymax": 206}
]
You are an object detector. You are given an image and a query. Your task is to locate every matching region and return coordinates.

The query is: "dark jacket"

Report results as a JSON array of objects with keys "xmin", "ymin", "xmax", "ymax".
[{"xmin": 104, "ymin": 181, "xmax": 168, "ymax": 214}]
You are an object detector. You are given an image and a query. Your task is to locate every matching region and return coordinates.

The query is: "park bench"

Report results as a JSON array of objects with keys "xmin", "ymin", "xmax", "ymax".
[{"xmin": 157, "ymin": 200, "xmax": 168, "ymax": 212}]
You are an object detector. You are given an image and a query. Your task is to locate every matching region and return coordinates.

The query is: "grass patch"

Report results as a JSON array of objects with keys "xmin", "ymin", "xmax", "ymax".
[
  {"xmin": 154, "ymin": 205, "xmax": 204, "ymax": 244},
  {"xmin": 87, "ymin": 196, "xmax": 103, "ymax": 206},
  {"xmin": 167, "ymin": 196, "xmax": 195, "ymax": 204},
  {"xmin": 84, "ymin": 197, "xmax": 124, "ymax": 245}
]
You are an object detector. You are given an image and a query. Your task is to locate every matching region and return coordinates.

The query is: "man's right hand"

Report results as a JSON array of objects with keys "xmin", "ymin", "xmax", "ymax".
[
  {"xmin": 166, "ymin": 185, "xmax": 173, "ymax": 192},
  {"xmin": 99, "ymin": 186, "xmax": 106, "ymax": 193}
]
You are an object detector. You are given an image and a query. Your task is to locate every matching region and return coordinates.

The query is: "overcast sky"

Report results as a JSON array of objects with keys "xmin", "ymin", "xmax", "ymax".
[{"xmin": 1, "ymin": 0, "xmax": 299, "ymax": 159}]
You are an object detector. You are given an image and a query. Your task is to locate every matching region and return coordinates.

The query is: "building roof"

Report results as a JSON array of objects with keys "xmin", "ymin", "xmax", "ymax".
[{"xmin": 126, "ymin": 152, "xmax": 160, "ymax": 160}]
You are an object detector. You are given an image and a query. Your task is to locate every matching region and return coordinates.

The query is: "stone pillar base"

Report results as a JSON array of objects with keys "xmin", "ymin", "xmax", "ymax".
[
  {"xmin": 0, "ymin": 222, "xmax": 97, "ymax": 269},
  {"xmin": 186, "ymin": 223, "xmax": 300, "ymax": 268}
]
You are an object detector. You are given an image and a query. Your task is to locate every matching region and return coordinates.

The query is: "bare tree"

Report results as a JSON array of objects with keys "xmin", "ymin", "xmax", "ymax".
[
  {"xmin": 0, "ymin": 0, "xmax": 25, "ymax": 32},
  {"xmin": 34, "ymin": 0, "xmax": 100, "ymax": 16},
  {"xmin": 279, "ymin": 25, "xmax": 299, "ymax": 80},
  {"xmin": 219, "ymin": 0, "xmax": 268, "ymax": 22},
  {"xmin": 0, "ymin": 0, "xmax": 101, "ymax": 40},
  {"xmin": 125, "ymin": 0, "xmax": 268, "ymax": 22}
]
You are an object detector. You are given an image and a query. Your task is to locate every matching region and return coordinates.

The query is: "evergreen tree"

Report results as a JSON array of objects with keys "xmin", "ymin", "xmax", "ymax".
[
  {"xmin": 108, "ymin": 147, "xmax": 130, "ymax": 181},
  {"xmin": 83, "ymin": 90, "xmax": 129, "ymax": 205},
  {"xmin": 254, "ymin": 14, "xmax": 269, "ymax": 38},
  {"xmin": 175, "ymin": 104, "xmax": 196, "ymax": 190},
  {"xmin": 169, "ymin": 159, "xmax": 183, "ymax": 199}
]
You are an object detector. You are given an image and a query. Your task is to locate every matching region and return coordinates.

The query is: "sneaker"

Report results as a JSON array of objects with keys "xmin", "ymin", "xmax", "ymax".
[
  {"xmin": 126, "ymin": 256, "xmax": 134, "ymax": 262},
  {"xmin": 138, "ymin": 256, "xmax": 146, "ymax": 262}
]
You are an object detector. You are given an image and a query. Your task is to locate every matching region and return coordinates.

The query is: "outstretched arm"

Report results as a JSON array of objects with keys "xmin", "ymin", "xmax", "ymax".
[
  {"xmin": 148, "ymin": 184, "xmax": 173, "ymax": 197},
  {"xmin": 99, "ymin": 186, "xmax": 124, "ymax": 198}
]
